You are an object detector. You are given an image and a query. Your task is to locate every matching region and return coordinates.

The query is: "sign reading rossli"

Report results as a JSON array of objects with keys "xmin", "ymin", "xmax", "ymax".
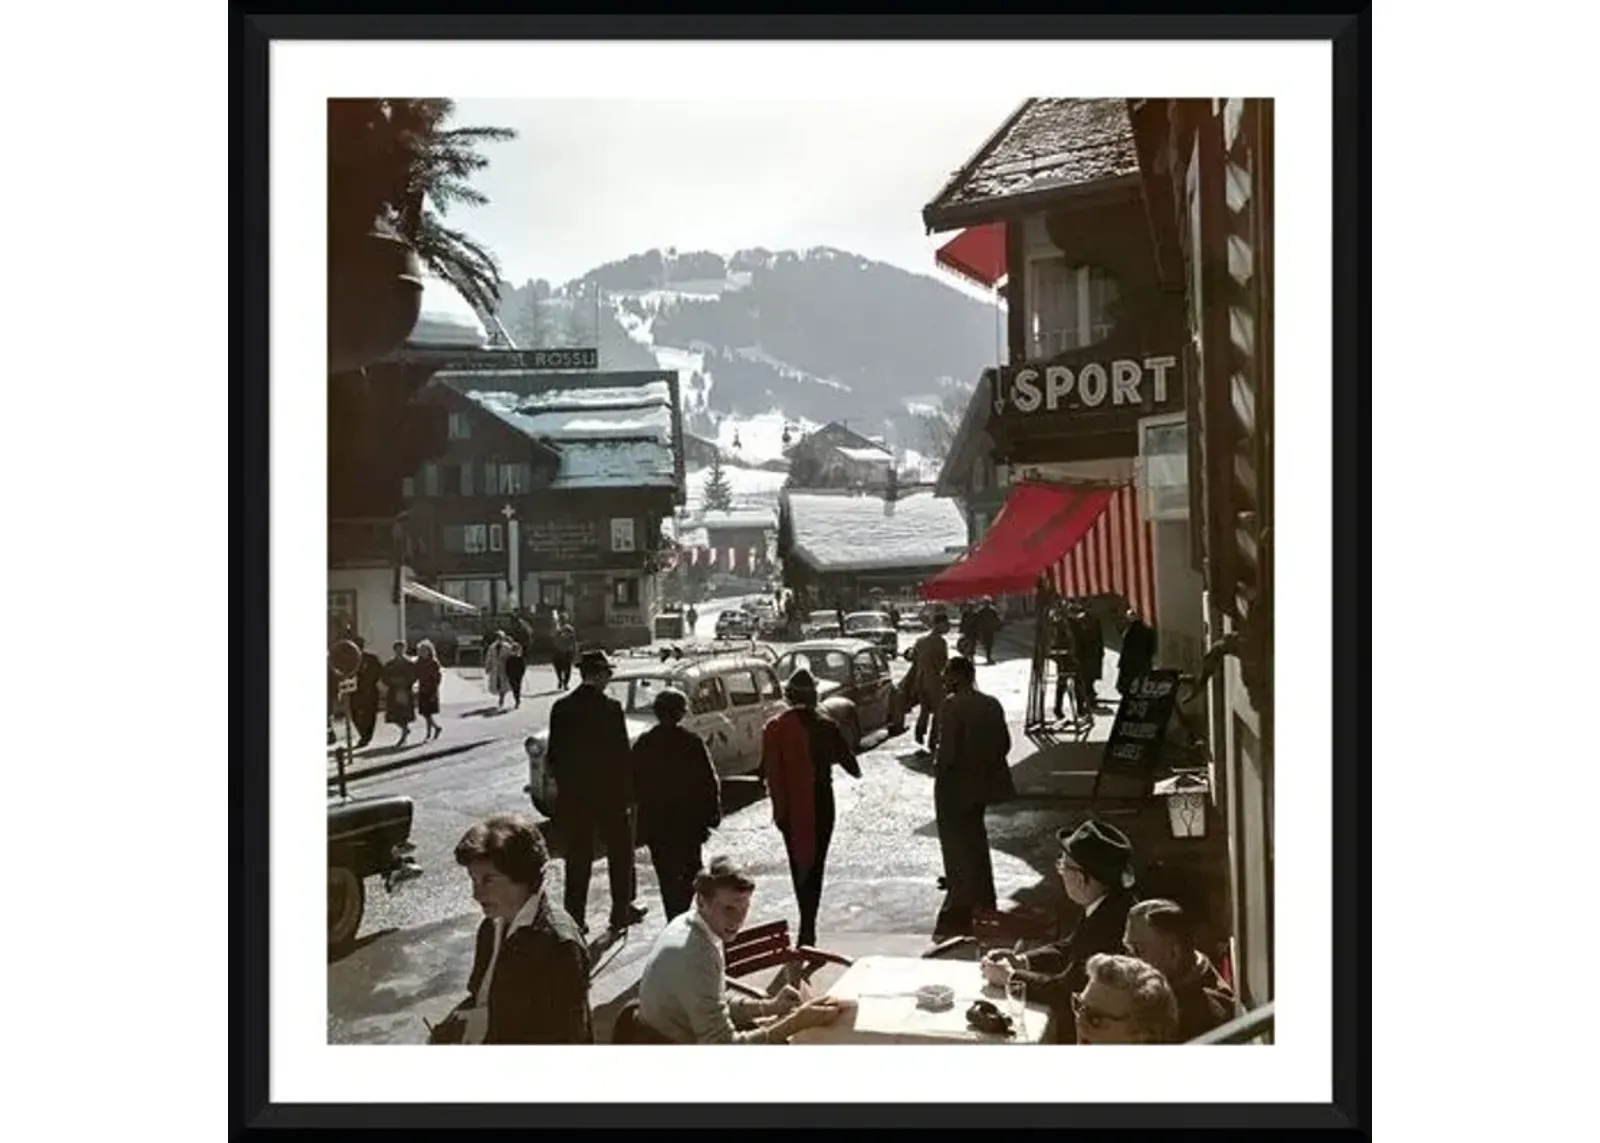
[{"xmin": 1101, "ymin": 669, "xmax": 1182, "ymax": 780}]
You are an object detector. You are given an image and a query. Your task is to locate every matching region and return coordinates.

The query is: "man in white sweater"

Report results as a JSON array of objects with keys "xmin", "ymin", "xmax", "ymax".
[{"xmin": 636, "ymin": 856, "xmax": 852, "ymax": 1043}]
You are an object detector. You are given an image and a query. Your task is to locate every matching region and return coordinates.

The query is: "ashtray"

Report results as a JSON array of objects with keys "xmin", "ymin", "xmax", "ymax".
[{"xmin": 915, "ymin": 984, "xmax": 955, "ymax": 1012}]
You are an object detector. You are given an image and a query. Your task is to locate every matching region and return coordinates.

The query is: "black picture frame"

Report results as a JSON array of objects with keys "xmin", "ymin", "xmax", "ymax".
[{"xmin": 233, "ymin": 10, "xmax": 1370, "ymax": 1134}]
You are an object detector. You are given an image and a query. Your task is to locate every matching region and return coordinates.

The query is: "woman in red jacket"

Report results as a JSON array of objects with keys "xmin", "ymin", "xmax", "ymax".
[{"xmin": 761, "ymin": 668, "xmax": 862, "ymax": 948}]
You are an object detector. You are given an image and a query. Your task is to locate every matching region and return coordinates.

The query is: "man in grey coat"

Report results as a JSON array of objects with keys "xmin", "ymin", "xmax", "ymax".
[{"xmin": 635, "ymin": 857, "xmax": 853, "ymax": 1044}]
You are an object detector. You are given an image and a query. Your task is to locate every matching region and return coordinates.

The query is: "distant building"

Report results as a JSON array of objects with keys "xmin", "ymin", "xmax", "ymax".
[
  {"xmin": 777, "ymin": 486, "xmax": 968, "ymax": 608},
  {"xmin": 681, "ymin": 431, "xmax": 726, "ymax": 468},
  {"xmin": 784, "ymin": 421, "xmax": 896, "ymax": 490},
  {"xmin": 698, "ymin": 508, "xmax": 778, "ymax": 578},
  {"xmin": 401, "ymin": 369, "xmax": 686, "ymax": 650}
]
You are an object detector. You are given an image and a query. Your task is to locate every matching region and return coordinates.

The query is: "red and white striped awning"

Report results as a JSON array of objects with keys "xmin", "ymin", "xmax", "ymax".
[{"xmin": 1045, "ymin": 482, "xmax": 1158, "ymax": 624}]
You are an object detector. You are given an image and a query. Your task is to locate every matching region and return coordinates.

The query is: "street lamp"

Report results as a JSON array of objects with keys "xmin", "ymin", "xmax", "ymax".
[{"xmin": 1152, "ymin": 771, "xmax": 1210, "ymax": 839}]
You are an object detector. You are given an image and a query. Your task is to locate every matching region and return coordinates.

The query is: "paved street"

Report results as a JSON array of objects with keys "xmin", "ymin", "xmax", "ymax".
[{"xmin": 327, "ymin": 598, "xmax": 1112, "ymax": 1044}]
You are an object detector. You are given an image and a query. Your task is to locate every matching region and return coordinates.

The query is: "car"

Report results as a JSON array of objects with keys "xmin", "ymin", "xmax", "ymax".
[
  {"xmin": 802, "ymin": 609, "xmax": 840, "ymax": 638},
  {"xmin": 771, "ymin": 638, "xmax": 907, "ymax": 752},
  {"xmin": 715, "ymin": 609, "xmax": 753, "ymax": 639},
  {"xmin": 843, "ymin": 610, "xmax": 899, "ymax": 656},
  {"xmin": 327, "ymin": 793, "xmax": 422, "ymax": 949},
  {"xmin": 523, "ymin": 653, "xmax": 788, "ymax": 816}
]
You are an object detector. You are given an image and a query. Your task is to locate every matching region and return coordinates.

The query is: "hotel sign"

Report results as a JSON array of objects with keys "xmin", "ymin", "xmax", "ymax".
[{"xmin": 991, "ymin": 354, "xmax": 1181, "ymax": 418}]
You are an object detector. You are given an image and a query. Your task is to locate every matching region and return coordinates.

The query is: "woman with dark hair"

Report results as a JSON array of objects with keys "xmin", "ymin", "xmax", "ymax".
[
  {"xmin": 430, "ymin": 813, "xmax": 593, "ymax": 1045},
  {"xmin": 760, "ymin": 669, "xmax": 862, "ymax": 948},
  {"xmin": 632, "ymin": 687, "xmax": 723, "ymax": 920}
]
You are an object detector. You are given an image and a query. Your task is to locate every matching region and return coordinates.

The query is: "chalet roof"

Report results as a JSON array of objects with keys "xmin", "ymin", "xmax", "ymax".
[
  {"xmin": 783, "ymin": 488, "xmax": 968, "ymax": 574},
  {"xmin": 700, "ymin": 509, "xmax": 778, "ymax": 532},
  {"xmin": 434, "ymin": 371, "xmax": 678, "ymax": 491},
  {"xmin": 923, "ymin": 99, "xmax": 1140, "ymax": 231}
]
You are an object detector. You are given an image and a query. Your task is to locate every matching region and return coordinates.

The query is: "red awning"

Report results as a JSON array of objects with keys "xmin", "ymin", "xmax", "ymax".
[
  {"xmin": 934, "ymin": 223, "xmax": 1006, "ymax": 290},
  {"xmin": 920, "ymin": 482, "xmax": 1116, "ymax": 602}
]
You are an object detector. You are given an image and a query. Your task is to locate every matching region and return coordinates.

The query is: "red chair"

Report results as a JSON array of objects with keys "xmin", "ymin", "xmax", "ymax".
[{"xmin": 722, "ymin": 919, "xmax": 854, "ymax": 1000}]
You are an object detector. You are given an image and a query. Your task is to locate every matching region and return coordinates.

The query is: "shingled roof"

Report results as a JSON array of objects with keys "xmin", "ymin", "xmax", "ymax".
[{"xmin": 923, "ymin": 98, "xmax": 1140, "ymax": 231}]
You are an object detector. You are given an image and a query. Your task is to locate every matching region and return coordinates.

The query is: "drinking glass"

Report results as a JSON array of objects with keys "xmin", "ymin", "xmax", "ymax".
[{"xmin": 1004, "ymin": 973, "xmax": 1027, "ymax": 1038}]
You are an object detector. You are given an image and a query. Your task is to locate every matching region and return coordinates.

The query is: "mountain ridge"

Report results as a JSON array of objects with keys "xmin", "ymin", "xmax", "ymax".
[{"xmin": 492, "ymin": 245, "xmax": 997, "ymax": 464}]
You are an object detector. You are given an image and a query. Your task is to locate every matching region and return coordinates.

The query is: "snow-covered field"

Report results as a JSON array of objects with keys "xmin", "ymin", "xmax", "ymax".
[{"xmin": 683, "ymin": 462, "xmax": 788, "ymax": 514}]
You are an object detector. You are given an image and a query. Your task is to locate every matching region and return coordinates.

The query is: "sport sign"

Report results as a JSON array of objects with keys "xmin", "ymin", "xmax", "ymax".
[{"xmin": 991, "ymin": 354, "xmax": 1180, "ymax": 417}]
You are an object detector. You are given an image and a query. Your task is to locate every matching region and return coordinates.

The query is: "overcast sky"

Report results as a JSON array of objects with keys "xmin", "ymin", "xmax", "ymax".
[{"xmin": 446, "ymin": 98, "xmax": 1023, "ymax": 289}]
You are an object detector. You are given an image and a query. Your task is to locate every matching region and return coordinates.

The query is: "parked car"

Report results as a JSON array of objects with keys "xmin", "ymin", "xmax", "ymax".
[
  {"xmin": 327, "ymin": 794, "xmax": 422, "ymax": 949},
  {"xmin": 802, "ymin": 609, "xmax": 840, "ymax": 638},
  {"xmin": 843, "ymin": 610, "xmax": 899, "ymax": 656},
  {"xmin": 771, "ymin": 638, "xmax": 907, "ymax": 752},
  {"xmin": 523, "ymin": 653, "xmax": 787, "ymax": 817}
]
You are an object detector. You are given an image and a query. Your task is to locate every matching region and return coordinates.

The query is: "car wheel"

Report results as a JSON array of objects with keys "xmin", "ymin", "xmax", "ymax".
[{"xmin": 328, "ymin": 865, "xmax": 365, "ymax": 950}]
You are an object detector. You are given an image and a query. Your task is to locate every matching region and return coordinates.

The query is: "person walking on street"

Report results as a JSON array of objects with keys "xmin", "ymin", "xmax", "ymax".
[
  {"xmin": 551, "ymin": 618, "xmax": 578, "ymax": 691},
  {"xmin": 484, "ymin": 631, "xmax": 511, "ymax": 708},
  {"xmin": 684, "ymin": 605, "xmax": 698, "ymax": 635},
  {"xmin": 907, "ymin": 611, "xmax": 952, "ymax": 753},
  {"xmin": 761, "ymin": 668, "xmax": 862, "ymax": 948},
  {"xmin": 381, "ymin": 640, "xmax": 418, "ymax": 747},
  {"xmin": 975, "ymin": 597, "xmax": 1001, "ymax": 665},
  {"xmin": 504, "ymin": 641, "xmax": 527, "ymax": 709},
  {"xmin": 932, "ymin": 655, "xmax": 1015, "ymax": 936},
  {"xmin": 415, "ymin": 638, "xmax": 444, "ymax": 741},
  {"xmin": 349, "ymin": 637, "xmax": 384, "ymax": 747},
  {"xmin": 1069, "ymin": 602, "xmax": 1105, "ymax": 715},
  {"xmin": 1050, "ymin": 602, "xmax": 1080, "ymax": 722},
  {"xmin": 632, "ymin": 687, "xmax": 723, "ymax": 920},
  {"xmin": 1116, "ymin": 607, "xmax": 1157, "ymax": 697},
  {"xmin": 546, "ymin": 649, "xmax": 648, "ymax": 935}
]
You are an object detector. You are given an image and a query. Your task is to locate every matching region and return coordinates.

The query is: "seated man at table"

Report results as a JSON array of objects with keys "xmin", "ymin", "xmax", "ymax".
[
  {"xmin": 1123, "ymin": 899, "xmax": 1238, "ymax": 1041},
  {"xmin": 980, "ymin": 820, "xmax": 1139, "ymax": 1042},
  {"xmin": 1072, "ymin": 953, "xmax": 1179, "ymax": 1044},
  {"xmin": 636, "ymin": 856, "xmax": 853, "ymax": 1044}
]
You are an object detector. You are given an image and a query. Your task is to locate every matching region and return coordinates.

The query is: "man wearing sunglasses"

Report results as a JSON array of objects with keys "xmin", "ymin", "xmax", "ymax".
[{"xmin": 980, "ymin": 819, "xmax": 1139, "ymax": 1041}]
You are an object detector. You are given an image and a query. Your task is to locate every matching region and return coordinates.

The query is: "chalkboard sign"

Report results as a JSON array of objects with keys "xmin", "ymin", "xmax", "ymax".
[{"xmin": 1100, "ymin": 669, "xmax": 1182, "ymax": 780}]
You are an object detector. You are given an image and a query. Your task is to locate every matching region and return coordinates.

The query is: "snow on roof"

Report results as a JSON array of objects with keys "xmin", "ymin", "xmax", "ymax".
[
  {"xmin": 440, "ymin": 374, "xmax": 679, "ymax": 492},
  {"xmin": 700, "ymin": 509, "xmax": 777, "ymax": 531},
  {"xmin": 552, "ymin": 440, "xmax": 676, "ymax": 489},
  {"xmin": 785, "ymin": 489, "xmax": 969, "ymax": 573},
  {"xmin": 406, "ymin": 277, "xmax": 489, "ymax": 348},
  {"xmin": 835, "ymin": 445, "xmax": 894, "ymax": 463}
]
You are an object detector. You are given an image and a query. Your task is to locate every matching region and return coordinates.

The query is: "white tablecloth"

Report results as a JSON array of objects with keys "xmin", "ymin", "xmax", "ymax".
[{"xmin": 791, "ymin": 955, "xmax": 1051, "ymax": 1044}]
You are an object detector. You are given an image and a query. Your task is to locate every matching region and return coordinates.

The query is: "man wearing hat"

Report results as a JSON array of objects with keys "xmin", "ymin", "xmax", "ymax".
[
  {"xmin": 905, "ymin": 611, "xmax": 952, "ymax": 753},
  {"xmin": 546, "ymin": 648, "xmax": 647, "ymax": 934},
  {"xmin": 932, "ymin": 655, "xmax": 1014, "ymax": 936},
  {"xmin": 980, "ymin": 819, "xmax": 1140, "ymax": 1041}
]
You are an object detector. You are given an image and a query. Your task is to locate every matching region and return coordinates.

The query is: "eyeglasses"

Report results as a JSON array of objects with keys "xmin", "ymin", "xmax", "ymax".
[{"xmin": 1071, "ymin": 992, "xmax": 1130, "ymax": 1029}]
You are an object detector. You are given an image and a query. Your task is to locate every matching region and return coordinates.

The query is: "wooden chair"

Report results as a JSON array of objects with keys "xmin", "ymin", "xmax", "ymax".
[
  {"xmin": 925, "ymin": 906, "xmax": 1061, "ymax": 960},
  {"xmin": 722, "ymin": 919, "xmax": 854, "ymax": 1000}
]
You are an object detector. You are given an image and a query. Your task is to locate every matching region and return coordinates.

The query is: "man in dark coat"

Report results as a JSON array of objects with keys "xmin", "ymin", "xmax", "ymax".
[
  {"xmin": 1049, "ymin": 602, "xmax": 1079, "ymax": 721},
  {"xmin": 975, "ymin": 598, "xmax": 1002, "ymax": 665},
  {"xmin": 980, "ymin": 819, "xmax": 1140, "ymax": 1042},
  {"xmin": 932, "ymin": 655, "xmax": 1015, "ymax": 936},
  {"xmin": 349, "ymin": 637, "xmax": 384, "ymax": 747},
  {"xmin": 632, "ymin": 687, "xmax": 723, "ymax": 920},
  {"xmin": 1124, "ymin": 899, "xmax": 1237, "ymax": 1041},
  {"xmin": 1068, "ymin": 602, "xmax": 1105, "ymax": 716},
  {"xmin": 546, "ymin": 649, "xmax": 647, "ymax": 935},
  {"xmin": 1116, "ymin": 607, "xmax": 1158, "ymax": 696}
]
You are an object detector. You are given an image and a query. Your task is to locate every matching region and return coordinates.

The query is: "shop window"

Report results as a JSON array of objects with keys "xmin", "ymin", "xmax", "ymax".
[{"xmin": 1028, "ymin": 259, "xmax": 1119, "ymax": 356}]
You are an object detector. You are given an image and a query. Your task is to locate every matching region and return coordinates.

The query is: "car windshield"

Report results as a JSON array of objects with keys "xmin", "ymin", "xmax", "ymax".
[
  {"xmin": 605, "ymin": 676, "xmax": 675, "ymax": 715},
  {"xmin": 808, "ymin": 611, "xmax": 836, "ymax": 624},
  {"xmin": 845, "ymin": 612, "xmax": 887, "ymax": 632},
  {"xmin": 774, "ymin": 649, "xmax": 852, "ymax": 686}
]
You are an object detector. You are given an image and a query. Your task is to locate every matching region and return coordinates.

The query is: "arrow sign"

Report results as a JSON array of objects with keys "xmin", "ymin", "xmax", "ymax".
[{"xmin": 989, "ymin": 368, "xmax": 1007, "ymax": 416}]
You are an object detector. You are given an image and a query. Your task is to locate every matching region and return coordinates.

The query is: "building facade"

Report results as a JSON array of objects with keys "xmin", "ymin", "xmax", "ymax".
[
  {"xmin": 401, "ymin": 369, "xmax": 685, "ymax": 650},
  {"xmin": 698, "ymin": 509, "xmax": 777, "ymax": 578},
  {"xmin": 784, "ymin": 421, "xmax": 896, "ymax": 490},
  {"xmin": 778, "ymin": 486, "xmax": 968, "ymax": 609},
  {"xmin": 1128, "ymin": 97, "xmax": 1275, "ymax": 1013}
]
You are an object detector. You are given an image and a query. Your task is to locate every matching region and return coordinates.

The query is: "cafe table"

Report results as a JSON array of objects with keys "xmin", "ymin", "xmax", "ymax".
[{"xmin": 790, "ymin": 955, "xmax": 1052, "ymax": 1045}]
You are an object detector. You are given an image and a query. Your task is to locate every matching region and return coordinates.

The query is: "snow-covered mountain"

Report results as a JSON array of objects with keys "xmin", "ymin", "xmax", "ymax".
[{"xmin": 494, "ymin": 246, "xmax": 995, "ymax": 473}]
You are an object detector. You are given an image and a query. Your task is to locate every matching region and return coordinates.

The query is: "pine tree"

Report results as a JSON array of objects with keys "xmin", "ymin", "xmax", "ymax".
[{"xmin": 703, "ymin": 451, "xmax": 734, "ymax": 513}]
